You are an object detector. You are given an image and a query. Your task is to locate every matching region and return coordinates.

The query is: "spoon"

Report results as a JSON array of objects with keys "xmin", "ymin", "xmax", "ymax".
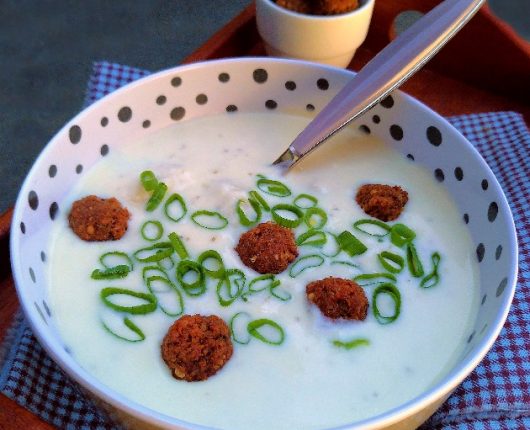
[{"xmin": 272, "ymin": 0, "xmax": 485, "ymax": 169}]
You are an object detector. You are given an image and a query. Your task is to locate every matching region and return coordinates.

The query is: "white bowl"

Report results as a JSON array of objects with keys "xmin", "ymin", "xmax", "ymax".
[
  {"xmin": 11, "ymin": 58, "xmax": 517, "ymax": 429},
  {"xmin": 256, "ymin": 0, "xmax": 375, "ymax": 67}
]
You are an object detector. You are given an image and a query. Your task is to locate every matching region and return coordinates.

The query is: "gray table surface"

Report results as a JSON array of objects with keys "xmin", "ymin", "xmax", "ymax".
[{"xmin": 1, "ymin": 0, "xmax": 528, "ymax": 215}]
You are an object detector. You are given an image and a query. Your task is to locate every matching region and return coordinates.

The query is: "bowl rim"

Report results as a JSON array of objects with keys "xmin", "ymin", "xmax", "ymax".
[{"xmin": 10, "ymin": 56, "xmax": 519, "ymax": 430}]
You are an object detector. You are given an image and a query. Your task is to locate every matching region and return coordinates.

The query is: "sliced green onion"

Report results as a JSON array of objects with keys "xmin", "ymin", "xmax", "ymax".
[
  {"xmin": 133, "ymin": 242, "xmax": 173, "ymax": 263},
  {"xmin": 289, "ymin": 254, "xmax": 324, "ymax": 278},
  {"xmin": 229, "ymin": 312, "xmax": 252, "ymax": 345},
  {"xmin": 140, "ymin": 170, "xmax": 158, "ymax": 192},
  {"xmin": 304, "ymin": 207, "xmax": 328, "ymax": 229},
  {"xmin": 293, "ymin": 193, "xmax": 318, "ymax": 209},
  {"xmin": 236, "ymin": 198, "xmax": 262, "ymax": 226},
  {"xmin": 176, "ymin": 260, "xmax": 206, "ymax": 296},
  {"xmin": 216, "ymin": 269, "xmax": 245, "ymax": 306},
  {"xmin": 296, "ymin": 229, "xmax": 327, "ymax": 247},
  {"xmin": 100, "ymin": 252, "xmax": 133, "ymax": 271},
  {"xmin": 157, "ymin": 255, "xmax": 174, "ymax": 270},
  {"xmin": 330, "ymin": 260, "xmax": 359, "ymax": 268},
  {"xmin": 164, "ymin": 193, "xmax": 187, "ymax": 222},
  {"xmin": 257, "ymin": 178, "xmax": 291, "ymax": 197},
  {"xmin": 100, "ymin": 287, "xmax": 157, "ymax": 314},
  {"xmin": 91, "ymin": 265, "xmax": 130, "ymax": 280},
  {"xmin": 102, "ymin": 315, "xmax": 145, "ymax": 342},
  {"xmin": 337, "ymin": 231, "xmax": 367, "ymax": 257},
  {"xmin": 378, "ymin": 251, "xmax": 405, "ymax": 274},
  {"xmin": 271, "ymin": 204, "xmax": 304, "ymax": 228},
  {"xmin": 407, "ymin": 243, "xmax": 424, "ymax": 277},
  {"xmin": 198, "ymin": 250, "xmax": 225, "ymax": 279},
  {"xmin": 390, "ymin": 223, "xmax": 416, "ymax": 247},
  {"xmin": 249, "ymin": 190, "xmax": 270, "ymax": 211},
  {"xmin": 372, "ymin": 283, "xmax": 401, "ymax": 324},
  {"xmin": 168, "ymin": 232, "xmax": 189, "ymax": 259},
  {"xmin": 332, "ymin": 338, "xmax": 370, "ymax": 350},
  {"xmin": 247, "ymin": 319, "xmax": 285, "ymax": 345},
  {"xmin": 353, "ymin": 219, "xmax": 391, "ymax": 237},
  {"xmin": 141, "ymin": 220, "xmax": 163, "ymax": 242},
  {"xmin": 269, "ymin": 281, "xmax": 291, "ymax": 301},
  {"xmin": 321, "ymin": 231, "xmax": 341, "ymax": 257},
  {"xmin": 142, "ymin": 265, "xmax": 169, "ymax": 282},
  {"xmin": 420, "ymin": 252, "xmax": 441, "ymax": 288},
  {"xmin": 146, "ymin": 276, "xmax": 184, "ymax": 316},
  {"xmin": 354, "ymin": 272, "xmax": 397, "ymax": 286},
  {"xmin": 191, "ymin": 210, "xmax": 229, "ymax": 230},
  {"xmin": 146, "ymin": 182, "xmax": 168, "ymax": 212},
  {"xmin": 248, "ymin": 274, "xmax": 276, "ymax": 294}
]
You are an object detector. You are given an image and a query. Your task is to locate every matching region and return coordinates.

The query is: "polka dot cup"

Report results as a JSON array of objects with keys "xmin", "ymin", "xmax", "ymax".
[{"xmin": 10, "ymin": 58, "xmax": 517, "ymax": 429}]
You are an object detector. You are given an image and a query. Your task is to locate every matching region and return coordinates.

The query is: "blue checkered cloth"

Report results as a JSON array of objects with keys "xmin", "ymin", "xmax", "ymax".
[{"xmin": 1, "ymin": 62, "xmax": 529, "ymax": 429}]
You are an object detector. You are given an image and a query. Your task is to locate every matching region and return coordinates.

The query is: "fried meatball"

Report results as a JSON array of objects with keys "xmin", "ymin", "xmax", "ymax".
[
  {"xmin": 355, "ymin": 184, "xmax": 408, "ymax": 222},
  {"xmin": 276, "ymin": 0, "xmax": 313, "ymax": 14},
  {"xmin": 68, "ymin": 195, "xmax": 130, "ymax": 241},
  {"xmin": 306, "ymin": 277, "xmax": 368, "ymax": 320},
  {"xmin": 235, "ymin": 221, "xmax": 298, "ymax": 274},
  {"xmin": 161, "ymin": 315, "xmax": 233, "ymax": 382},
  {"xmin": 315, "ymin": 0, "xmax": 359, "ymax": 14}
]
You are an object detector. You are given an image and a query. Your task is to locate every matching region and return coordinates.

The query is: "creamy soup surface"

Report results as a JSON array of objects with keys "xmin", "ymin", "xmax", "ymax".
[{"xmin": 48, "ymin": 112, "xmax": 479, "ymax": 430}]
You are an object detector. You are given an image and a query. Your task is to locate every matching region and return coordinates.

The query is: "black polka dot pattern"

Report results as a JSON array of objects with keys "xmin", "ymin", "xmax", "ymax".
[
  {"xmin": 170, "ymin": 107, "xmax": 185, "ymax": 121},
  {"xmin": 463, "ymin": 213, "xmax": 469, "ymax": 224},
  {"xmin": 317, "ymin": 78, "xmax": 329, "ymax": 90},
  {"xmin": 34, "ymin": 303, "xmax": 47, "ymax": 324},
  {"xmin": 495, "ymin": 245, "xmax": 503, "ymax": 260},
  {"xmin": 253, "ymin": 69, "xmax": 268, "ymax": 83},
  {"xmin": 467, "ymin": 331, "xmax": 475, "ymax": 343},
  {"xmin": 49, "ymin": 165, "xmax": 57, "ymax": 178},
  {"xmin": 488, "ymin": 202, "xmax": 498, "ymax": 222},
  {"xmin": 218, "ymin": 73, "xmax": 230, "ymax": 83},
  {"xmin": 406, "ymin": 154, "xmax": 415, "ymax": 161},
  {"xmin": 372, "ymin": 115, "xmax": 380, "ymax": 124},
  {"xmin": 426, "ymin": 126, "xmax": 442, "ymax": 146},
  {"xmin": 380, "ymin": 95, "xmax": 394, "ymax": 108},
  {"xmin": 454, "ymin": 167, "xmax": 464, "ymax": 181},
  {"xmin": 142, "ymin": 120, "xmax": 151, "ymax": 128},
  {"xmin": 265, "ymin": 100, "xmax": 277, "ymax": 109},
  {"xmin": 196, "ymin": 94, "xmax": 208, "ymax": 105},
  {"xmin": 481, "ymin": 294, "xmax": 487, "ymax": 305},
  {"xmin": 28, "ymin": 191, "xmax": 39, "ymax": 210},
  {"xmin": 100, "ymin": 144, "xmax": 109, "ymax": 156},
  {"xmin": 20, "ymin": 222, "xmax": 25, "ymax": 234},
  {"xmin": 482, "ymin": 179, "xmax": 489, "ymax": 190},
  {"xmin": 156, "ymin": 95, "xmax": 167, "ymax": 105},
  {"xmin": 40, "ymin": 251, "xmax": 46, "ymax": 262},
  {"xmin": 476, "ymin": 243, "xmax": 485, "ymax": 262},
  {"xmin": 76, "ymin": 164, "xmax": 83, "ymax": 174},
  {"xmin": 434, "ymin": 168, "xmax": 445, "ymax": 182},
  {"xmin": 285, "ymin": 81, "xmax": 296, "ymax": 91},
  {"xmin": 171, "ymin": 76, "xmax": 182, "ymax": 87},
  {"xmin": 226, "ymin": 105, "xmax": 238, "ymax": 112},
  {"xmin": 306, "ymin": 104, "xmax": 315, "ymax": 111},
  {"xmin": 100, "ymin": 117, "xmax": 109, "ymax": 127},
  {"xmin": 117, "ymin": 106, "xmax": 132, "ymax": 122},
  {"xmin": 49, "ymin": 202, "xmax": 59, "ymax": 220},
  {"xmin": 390, "ymin": 125, "xmax": 403, "ymax": 141},
  {"xmin": 29, "ymin": 267, "xmax": 36, "ymax": 283},
  {"xmin": 359, "ymin": 125, "xmax": 370, "ymax": 134},
  {"xmin": 69, "ymin": 125, "xmax": 82, "ymax": 144},
  {"xmin": 43, "ymin": 300, "xmax": 52, "ymax": 317},
  {"xmin": 496, "ymin": 277, "xmax": 508, "ymax": 297}
]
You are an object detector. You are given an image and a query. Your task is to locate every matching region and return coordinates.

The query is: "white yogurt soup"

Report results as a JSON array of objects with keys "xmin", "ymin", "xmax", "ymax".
[{"xmin": 48, "ymin": 112, "xmax": 480, "ymax": 430}]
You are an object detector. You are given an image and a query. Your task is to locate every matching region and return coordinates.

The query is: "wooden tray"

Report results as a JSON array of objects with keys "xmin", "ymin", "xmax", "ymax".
[{"xmin": 1, "ymin": 2, "xmax": 529, "ymax": 427}]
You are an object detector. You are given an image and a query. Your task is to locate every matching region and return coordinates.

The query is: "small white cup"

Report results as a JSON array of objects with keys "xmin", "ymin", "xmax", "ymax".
[{"xmin": 256, "ymin": 0, "xmax": 375, "ymax": 68}]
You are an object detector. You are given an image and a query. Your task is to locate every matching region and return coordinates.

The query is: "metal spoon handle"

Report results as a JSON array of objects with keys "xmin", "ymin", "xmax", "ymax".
[{"xmin": 273, "ymin": 0, "xmax": 485, "ymax": 168}]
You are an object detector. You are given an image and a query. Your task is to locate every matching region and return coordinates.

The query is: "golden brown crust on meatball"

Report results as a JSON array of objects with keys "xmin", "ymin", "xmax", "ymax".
[
  {"xmin": 355, "ymin": 184, "xmax": 408, "ymax": 222},
  {"xmin": 161, "ymin": 315, "xmax": 233, "ymax": 382},
  {"xmin": 306, "ymin": 277, "xmax": 368, "ymax": 320},
  {"xmin": 68, "ymin": 195, "xmax": 130, "ymax": 241},
  {"xmin": 276, "ymin": 0, "xmax": 313, "ymax": 14},
  {"xmin": 235, "ymin": 222, "xmax": 298, "ymax": 274},
  {"xmin": 275, "ymin": 0, "xmax": 359, "ymax": 15}
]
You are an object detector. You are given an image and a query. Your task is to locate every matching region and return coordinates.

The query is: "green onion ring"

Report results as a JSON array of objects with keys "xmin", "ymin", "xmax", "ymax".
[
  {"xmin": 176, "ymin": 260, "xmax": 206, "ymax": 296},
  {"xmin": 229, "ymin": 312, "xmax": 252, "ymax": 345},
  {"xmin": 407, "ymin": 242, "xmax": 424, "ymax": 277},
  {"xmin": 420, "ymin": 252, "xmax": 441, "ymax": 288},
  {"xmin": 378, "ymin": 251, "xmax": 405, "ymax": 273},
  {"xmin": 321, "ymin": 231, "xmax": 341, "ymax": 257},
  {"xmin": 303, "ymin": 207, "xmax": 328, "ymax": 229},
  {"xmin": 289, "ymin": 254, "xmax": 324, "ymax": 278},
  {"xmin": 249, "ymin": 190, "xmax": 270, "ymax": 212},
  {"xmin": 354, "ymin": 272, "xmax": 397, "ymax": 286},
  {"xmin": 100, "ymin": 287, "xmax": 157, "ymax": 314},
  {"xmin": 248, "ymin": 274, "xmax": 275, "ymax": 294},
  {"xmin": 271, "ymin": 204, "xmax": 304, "ymax": 228},
  {"xmin": 168, "ymin": 232, "xmax": 189, "ymax": 259},
  {"xmin": 191, "ymin": 210, "xmax": 229, "ymax": 230},
  {"xmin": 142, "ymin": 265, "xmax": 169, "ymax": 282},
  {"xmin": 133, "ymin": 242, "xmax": 173, "ymax": 263},
  {"xmin": 91, "ymin": 265, "xmax": 130, "ymax": 280},
  {"xmin": 337, "ymin": 231, "xmax": 367, "ymax": 257},
  {"xmin": 141, "ymin": 220, "xmax": 164, "ymax": 242},
  {"xmin": 293, "ymin": 193, "xmax": 318, "ymax": 209},
  {"xmin": 257, "ymin": 178, "xmax": 291, "ymax": 197},
  {"xmin": 372, "ymin": 283, "xmax": 401, "ymax": 324},
  {"xmin": 146, "ymin": 182, "xmax": 168, "ymax": 212},
  {"xmin": 146, "ymin": 276, "xmax": 184, "ymax": 316},
  {"xmin": 216, "ymin": 269, "xmax": 245, "ymax": 307},
  {"xmin": 164, "ymin": 193, "xmax": 187, "ymax": 223},
  {"xmin": 100, "ymin": 251, "xmax": 133, "ymax": 271},
  {"xmin": 353, "ymin": 219, "xmax": 391, "ymax": 237},
  {"xmin": 247, "ymin": 318, "xmax": 285, "ymax": 345},
  {"xmin": 332, "ymin": 338, "xmax": 370, "ymax": 350},
  {"xmin": 269, "ymin": 280, "xmax": 291, "ymax": 301},
  {"xmin": 197, "ymin": 250, "xmax": 225, "ymax": 279},
  {"xmin": 390, "ymin": 223, "xmax": 416, "ymax": 247},
  {"xmin": 140, "ymin": 170, "xmax": 158, "ymax": 192},
  {"xmin": 102, "ymin": 316, "xmax": 145, "ymax": 342},
  {"xmin": 296, "ymin": 229, "xmax": 327, "ymax": 247},
  {"xmin": 236, "ymin": 198, "xmax": 262, "ymax": 226}
]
